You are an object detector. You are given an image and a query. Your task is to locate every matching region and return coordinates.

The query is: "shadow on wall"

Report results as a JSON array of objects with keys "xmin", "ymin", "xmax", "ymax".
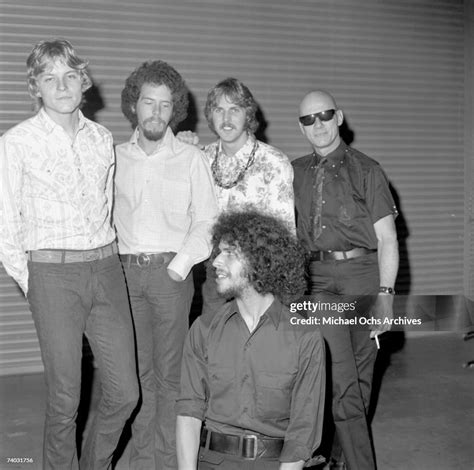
[
  {"xmin": 254, "ymin": 105, "xmax": 269, "ymax": 144},
  {"xmin": 336, "ymin": 114, "xmax": 412, "ymax": 429},
  {"xmin": 176, "ymin": 91, "xmax": 199, "ymax": 134},
  {"xmin": 81, "ymin": 82, "xmax": 105, "ymax": 123}
]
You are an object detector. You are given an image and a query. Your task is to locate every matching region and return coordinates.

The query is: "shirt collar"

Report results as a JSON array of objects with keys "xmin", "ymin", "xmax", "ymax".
[
  {"xmin": 218, "ymin": 133, "xmax": 256, "ymax": 159},
  {"xmin": 223, "ymin": 297, "xmax": 283, "ymax": 329},
  {"xmin": 314, "ymin": 140, "xmax": 348, "ymax": 165},
  {"xmin": 38, "ymin": 108, "xmax": 87, "ymax": 135},
  {"xmin": 130, "ymin": 126, "xmax": 175, "ymax": 154}
]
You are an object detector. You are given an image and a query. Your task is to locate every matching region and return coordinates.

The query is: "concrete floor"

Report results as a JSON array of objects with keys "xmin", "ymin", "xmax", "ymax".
[{"xmin": 0, "ymin": 332, "xmax": 473, "ymax": 470}]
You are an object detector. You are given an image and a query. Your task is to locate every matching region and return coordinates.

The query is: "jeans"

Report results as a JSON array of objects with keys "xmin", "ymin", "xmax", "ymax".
[
  {"xmin": 198, "ymin": 449, "xmax": 279, "ymax": 469},
  {"xmin": 27, "ymin": 254, "xmax": 139, "ymax": 470},
  {"xmin": 123, "ymin": 258, "xmax": 194, "ymax": 470},
  {"xmin": 309, "ymin": 253, "xmax": 379, "ymax": 470}
]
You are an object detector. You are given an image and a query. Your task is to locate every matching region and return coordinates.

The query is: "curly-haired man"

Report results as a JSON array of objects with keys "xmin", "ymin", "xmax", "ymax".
[
  {"xmin": 176, "ymin": 211, "xmax": 326, "ymax": 469},
  {"xmin": 114, "ymin": 60, "xmax": 217, "ymax": 469},
  {"xmin": 0, "ymin": 39, "xmax": 139, "ymax": 469}
]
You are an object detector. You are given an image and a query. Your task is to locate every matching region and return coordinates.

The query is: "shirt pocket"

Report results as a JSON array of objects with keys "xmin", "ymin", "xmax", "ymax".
[{"xmin": 255, "ymin": 371, "xmax": 295, "ymax": 420}]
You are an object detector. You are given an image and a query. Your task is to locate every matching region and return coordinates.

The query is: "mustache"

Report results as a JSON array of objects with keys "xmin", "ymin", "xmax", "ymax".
[
  {"xmin": 219, "ymin": 122, "xmax": 236, "ymax": 130},
  {"xmin": 144, "ymin": 117, "xmax": 166, "ymax": 126}
]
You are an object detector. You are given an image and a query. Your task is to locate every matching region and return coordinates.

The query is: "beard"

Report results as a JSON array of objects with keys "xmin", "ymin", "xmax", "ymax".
[
  {"xmin": 141, "ymin": 117, "xmax": 168, "ymax": 141},
  {"xmin": 215, "ymin": 267, "xmax": 251, "ymax": 300}
]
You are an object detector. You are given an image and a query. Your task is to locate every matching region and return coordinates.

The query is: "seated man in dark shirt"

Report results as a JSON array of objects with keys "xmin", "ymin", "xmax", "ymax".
[{"xmin": 176, "ymin": 211, "xmax": 326, "ymax": 469}]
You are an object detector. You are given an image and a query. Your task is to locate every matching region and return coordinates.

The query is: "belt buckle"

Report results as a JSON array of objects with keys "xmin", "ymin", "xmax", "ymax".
[
  {"xmin": 242, "ymin": 434, "xmax": 258, "ymax": 460},
  {"xmin": 136, "ymin": 253, "xmax": 151, "ymax": 267}
]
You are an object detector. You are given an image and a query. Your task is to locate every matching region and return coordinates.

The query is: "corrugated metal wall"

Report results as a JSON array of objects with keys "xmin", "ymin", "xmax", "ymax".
[{"xmin": 0, "ymin": 0, "xmax": 470, "ymax": 375}]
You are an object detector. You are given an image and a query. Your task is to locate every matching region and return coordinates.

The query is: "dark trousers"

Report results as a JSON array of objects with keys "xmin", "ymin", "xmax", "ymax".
[
  {"xmin": 27, "ymin": 255, "xmax": 139, "ymax": 470},
  {"xmin": 123, "ymin": 260, "xmax": 194, "ymax": 470},
  {"xmin": 198, "ymin": 448, "xmax": 279, "ymax": 469},
  {"xmin": 309, "ymin": 253, "xmax": 379, "ymax": 470}
]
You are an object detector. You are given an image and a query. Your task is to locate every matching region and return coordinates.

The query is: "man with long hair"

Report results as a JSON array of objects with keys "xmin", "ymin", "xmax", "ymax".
[
  {"xmin": 0, "ymin": 39, "xmax": 139, "ymax": 469},
  {"xmin": 115, "ymin": 60, "xmax": 217, "ymax": 469},
  {"xmin": 177, "ymin": 211, "xmax": 325, "ymax": 469}
]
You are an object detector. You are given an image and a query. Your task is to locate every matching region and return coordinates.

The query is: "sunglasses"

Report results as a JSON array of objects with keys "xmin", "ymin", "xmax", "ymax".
[{"xmin": 299, "ymin": 109, "xmax": 336, "ymax": 126}]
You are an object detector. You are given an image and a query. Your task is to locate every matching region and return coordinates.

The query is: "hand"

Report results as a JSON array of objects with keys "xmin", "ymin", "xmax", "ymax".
[
  {"xmin": 369, "ymin": 293, "xmax": 394, "ymax": 338},
  {"xmin": 176, "ymin": 130, "xmax": 200, "ymax": 146}
]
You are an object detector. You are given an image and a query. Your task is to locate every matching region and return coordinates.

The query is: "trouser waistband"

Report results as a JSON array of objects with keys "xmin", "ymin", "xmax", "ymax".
[
  {"xmin": 200, "ymin": 428, "xmax": 283, "ymax": 460},
  {"xmin": 310, "ymin": 247, "xmax": 376, "ymax": 262},
  {"xmin": 28, "ymin": 242, "xmax": 117, "ymax": 263}
]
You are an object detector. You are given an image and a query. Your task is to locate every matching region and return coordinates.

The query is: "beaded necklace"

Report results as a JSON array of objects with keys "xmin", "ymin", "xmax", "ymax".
[{"xmin": 211, "ymin": 140, "xmax": 259, "ymax": 189}]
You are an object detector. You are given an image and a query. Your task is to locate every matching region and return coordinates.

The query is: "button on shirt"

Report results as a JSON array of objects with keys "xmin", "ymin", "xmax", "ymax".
[
  {"xmin": 204, "ymin": 135, "xmax": 296, "ymax": 233},
  {"xmin": 0, "ymin": 109, "xmax": 116, "ymax": 293},
  {"xmin": 177, "ymin": 299, "xmax": 325, "ymax": 463},
  {"xmin": 292, "ymin": 141, "xmax": 398, "ymax": 252},
  {"xmin": 114, "ymin": 127, "xmax": 218, "ymax": 280}
]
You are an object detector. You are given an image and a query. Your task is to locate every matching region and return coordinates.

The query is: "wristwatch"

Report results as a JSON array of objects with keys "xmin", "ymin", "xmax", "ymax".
[{"xmin": 379, "ymin": 286, "xmax": 395, "ymax": 295}]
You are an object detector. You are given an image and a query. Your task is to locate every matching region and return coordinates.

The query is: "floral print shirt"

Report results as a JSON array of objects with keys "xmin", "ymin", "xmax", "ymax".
[{"xmin": 203, "ymin": 134, "xmax": 295, "ymax": 233}]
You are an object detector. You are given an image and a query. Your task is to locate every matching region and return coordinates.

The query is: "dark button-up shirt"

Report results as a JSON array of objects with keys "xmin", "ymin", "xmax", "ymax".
[
  {"xmin": 292, "ymin": 141, "xmax": 398, "ymax": 252},
  {"xmin": 176, "ymin": 298, "xmax": 325, "ymax": 463}
]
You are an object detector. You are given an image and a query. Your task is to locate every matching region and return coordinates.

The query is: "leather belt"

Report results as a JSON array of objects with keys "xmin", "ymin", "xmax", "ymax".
[
  {"xmin": 119, "ymin": 252, "xmax": 175, "ymax": 268},
  {"xmin": 28, "ymin": 242, "xmax": 117, "ymax": 263},
  {"xmin": 200, "ymin": 428, "xmax": 284, "ymax": 460},
  {"xmin": 310, "ymin": 247, "xmax": 376, "ymax": 262}
]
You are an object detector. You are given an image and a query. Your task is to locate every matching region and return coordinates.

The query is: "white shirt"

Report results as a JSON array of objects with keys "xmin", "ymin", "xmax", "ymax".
[
  {"xmin": 114, "ymin": 127, "xmax": 218, "ymax": 280},
  {"xmin": 0, "ymin": 109, "xmax": 116, "ymax": 293}
]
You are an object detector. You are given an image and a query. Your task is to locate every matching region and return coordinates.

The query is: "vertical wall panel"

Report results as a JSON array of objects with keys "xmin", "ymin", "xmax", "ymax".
[{"xmin": 0, "ymin": 0, "xmax": 470, "ymax": 374}]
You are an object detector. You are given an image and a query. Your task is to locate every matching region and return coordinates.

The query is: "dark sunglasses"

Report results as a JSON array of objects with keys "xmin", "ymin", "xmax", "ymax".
[{"xmin": 299, "ymin": 109, "xmax": 336, "ymax": 126}]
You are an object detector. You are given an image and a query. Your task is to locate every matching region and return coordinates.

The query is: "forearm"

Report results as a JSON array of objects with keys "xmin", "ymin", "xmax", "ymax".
[
  {"xmin": 377, "ymin": 236, "xmax": 399, "ymax": 288},
  {"xmin": 176, "ymin": 415, "xmax": 202, "ymax": 470},
  {"xmin": 372, "ymin": 222, "xmax": 399, "ymax": 335},
  {"xmin": 168, "ymin": 221, "xmax": 213, "ymax": 280},
  {"xmin": 374, "ymin": 214, "xmax": 399, "ymax": 288}
]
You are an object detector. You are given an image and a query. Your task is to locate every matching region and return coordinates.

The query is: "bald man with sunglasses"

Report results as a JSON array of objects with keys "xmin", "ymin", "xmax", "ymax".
[{"xmin": 292, "ymin": 91, "xmax": 399, "ymax": 470}]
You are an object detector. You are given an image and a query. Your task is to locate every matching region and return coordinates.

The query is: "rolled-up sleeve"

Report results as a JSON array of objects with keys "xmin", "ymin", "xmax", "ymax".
[
  {"xmin": 280, "ymin": 329, "xmax": 326, "ymax": 463},
  {"xmin": 176, "ymin": 318, "xmax": 209, "ymax": 420},
  {"xmin": 366, "ymin": 164, "xmax": 398, "ymax": 223}
]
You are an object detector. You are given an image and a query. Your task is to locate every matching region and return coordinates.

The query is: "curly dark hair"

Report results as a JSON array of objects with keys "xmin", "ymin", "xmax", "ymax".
[
  {"xmin": 204, "ymin": 77, "xmax": 259, "ymax": 135},
  {"xmin": 211, "ymin": 211, "xmax": 307, "ymax": 305},
  {"xmin": 121, "ymin": 60, "xmax": 188, "ymax": 130}
]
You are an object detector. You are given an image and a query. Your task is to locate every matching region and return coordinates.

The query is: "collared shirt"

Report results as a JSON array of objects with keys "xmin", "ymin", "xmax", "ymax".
[
  {"xmin": 0, "ymin": 109, "xmax": 116, "ymax": 293},
  {"xmin": 114, "ymin": 127, "xmax": 218, "ymax": 280},
  {"xmin": 203, "ymin": 135, "xmax": 296, "ymax": 233},
  {"xmin": 177, "ymin": 298, "xmax": 325, "ymax": 463},
  {"xmin": 292, "ymin": 141, "xmax": 398, "ymax": 252}
]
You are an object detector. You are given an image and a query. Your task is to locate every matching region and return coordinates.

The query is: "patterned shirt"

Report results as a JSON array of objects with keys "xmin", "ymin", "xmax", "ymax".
[
  {"xmin": 0, "ymin": 109, "xmax": 116, "ymax": 293},
  {"xmin": 203, "ymin": 134, "xmax": 296, "ymax": 233},
  {"xmin": 177, "ymin": 298, "xmax": 325, "ymax": 463},
  {"xmin": 114, "ymin": 127, "xmax": 218, "ymax": 280}
]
